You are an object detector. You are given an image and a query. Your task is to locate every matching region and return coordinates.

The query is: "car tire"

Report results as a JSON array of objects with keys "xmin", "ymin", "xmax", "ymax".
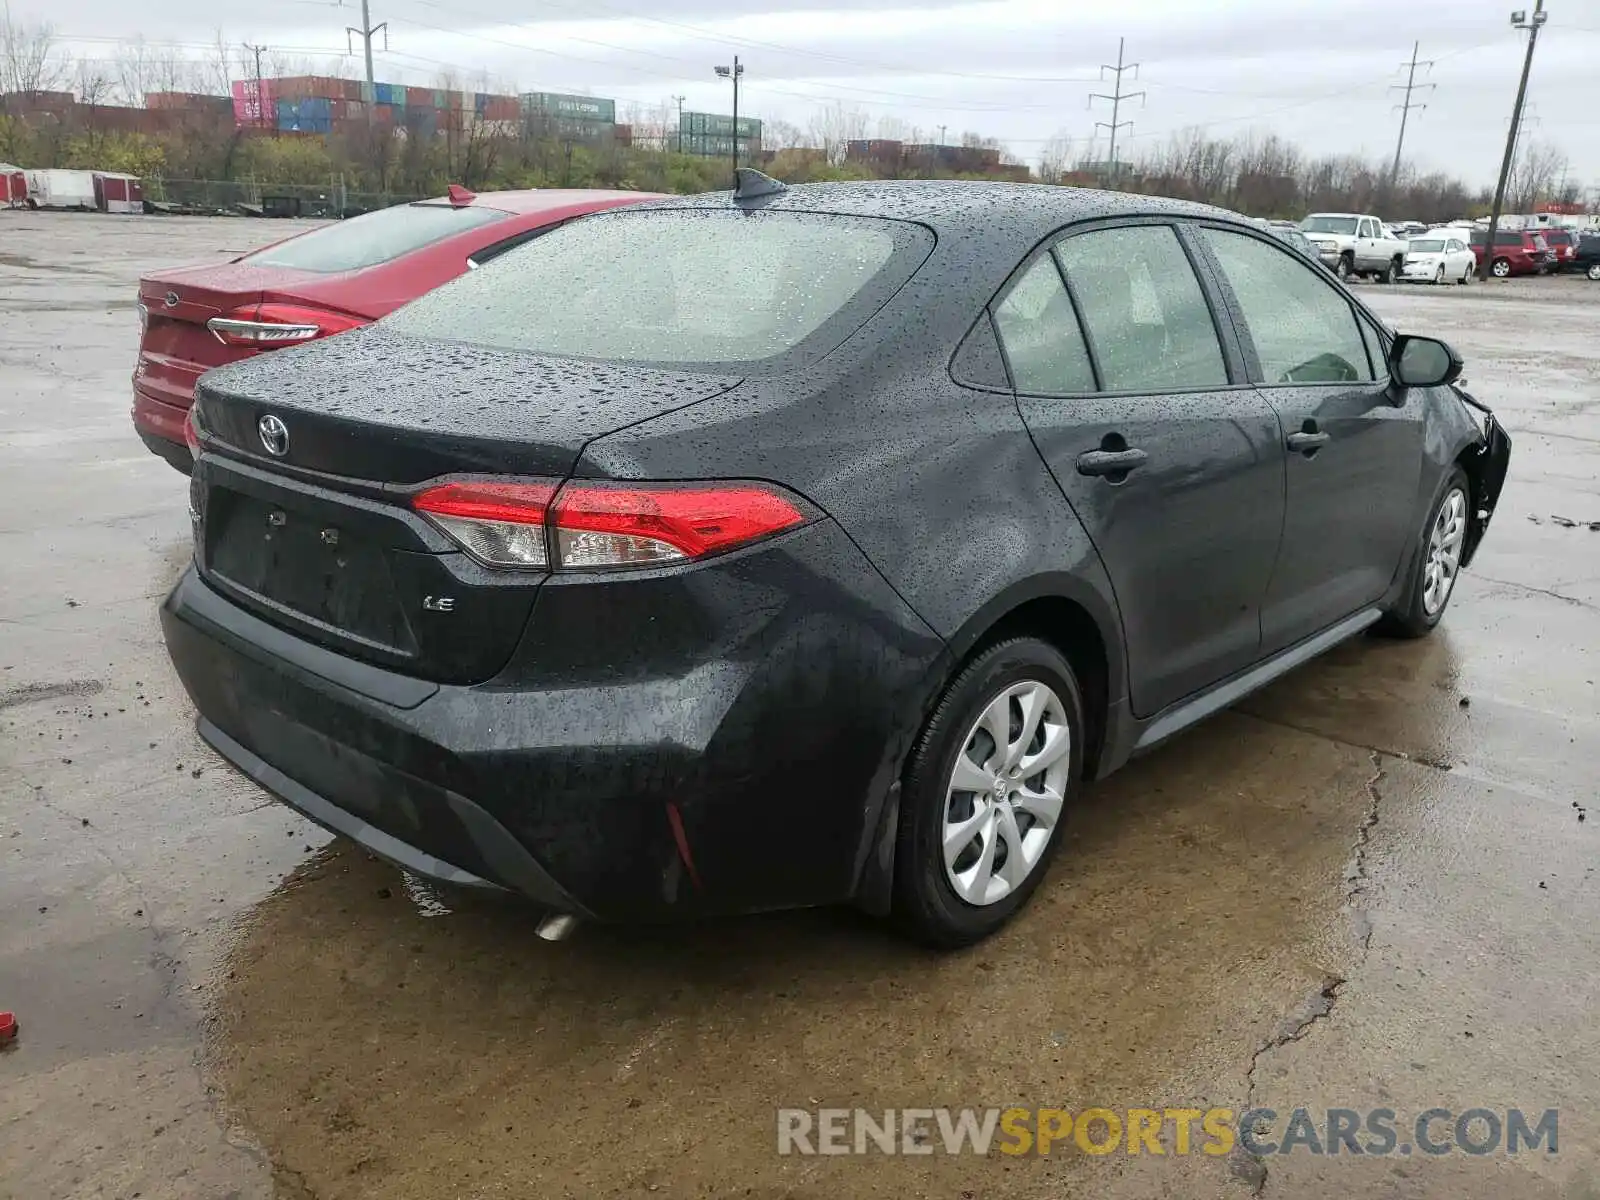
[
  {"xmin": 1377, "ymin": 467, "xmax": 1471, "ymax": 639},
  {"xmin": 1587, "ymin": 263, "xmax": 1600, "ymax": 281},
  {"xmin": 1434, "ymin": 265, "xmax": 1445, "ymax": 285},
  {"xmin": 1337, "ymin": 254, "xmax": 1353, "ymax": 281},
  {"xmin": 894, "ymin": 637, "xmax": 1084, "ymax": 948},
  {"xmin": 1378, "ymin": 260, "xmax": 1397, "ymax": 285},
  {"xmin": 1491, "ymin": 257, "xmax": 1512, "ymax": 278},
  {"xmin": 1458, "ymin": 265, "xmax": 1472, "ymax": 285}
]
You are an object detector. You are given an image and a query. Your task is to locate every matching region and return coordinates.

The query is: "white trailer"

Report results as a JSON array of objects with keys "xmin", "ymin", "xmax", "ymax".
[{"xmin": 22, "ymin": 169, "xmax": 97, "ymax": 211}]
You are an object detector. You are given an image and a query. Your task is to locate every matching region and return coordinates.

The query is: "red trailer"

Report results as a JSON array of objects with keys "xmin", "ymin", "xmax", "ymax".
[
  {"xmin": 93, "ymin": 172, "xmax": 144, "ymax": 214},
  {"xmin": 0, "ymin": 164, "xmax": 27, "ymax": 208}
]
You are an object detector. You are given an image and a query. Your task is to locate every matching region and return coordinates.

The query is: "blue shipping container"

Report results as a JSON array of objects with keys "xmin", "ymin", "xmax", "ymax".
[{"xmin": 302, "ymin": 97, "xmax": 332, "ymax": 119}]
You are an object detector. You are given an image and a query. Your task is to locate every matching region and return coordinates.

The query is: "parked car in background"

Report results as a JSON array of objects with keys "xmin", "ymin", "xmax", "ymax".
[
  {"xmin": 1541, "ymin": 229, "xmax": 1578, "ymax": 271},
  {"xmin": 1267, "ymin": 224, "xmax": 1331, "ymax": 269},
  {"xmin": 1299, "ymin": 213, "xmax": 1409, "ymax": 282},
  {"xmin": 163, "ymin": 176, "xmax": 1510, "ymax": 947},
  {"xmin": 1401, "ymin": 233, "xmax": 1477, "ymax": 285},
  {"xmin": 132, "ymin": 187, "xmax": 665, "ymax": 473},
  {"xmin": 1468, "ymin": 228, "xmax": 1555, "ymax": 277},
  {"xmin": 1570, "ymin": 234, "xmax": 1600, "ymax": 280}
]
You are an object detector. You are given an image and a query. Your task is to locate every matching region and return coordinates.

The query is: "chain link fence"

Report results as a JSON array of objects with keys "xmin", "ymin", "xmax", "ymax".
[{"xmin": 142, "ymin": 177, "xmax": 428, "ymax": 219}]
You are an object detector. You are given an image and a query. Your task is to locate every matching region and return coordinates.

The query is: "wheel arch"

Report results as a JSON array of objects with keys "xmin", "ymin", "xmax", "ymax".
[
  {"xmin": 850, "ymin": 573, "xmax": 1128, "ymax": 916},
  {"xmin": 943, "ymin": 572, "xmax": 1125, "ymax": 782}
]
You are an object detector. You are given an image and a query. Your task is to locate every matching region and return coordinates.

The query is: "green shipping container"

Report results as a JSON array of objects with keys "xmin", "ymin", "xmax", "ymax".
[{"xmin": 521, "ymin": 91, "xmax": 616, "ymax": 123}]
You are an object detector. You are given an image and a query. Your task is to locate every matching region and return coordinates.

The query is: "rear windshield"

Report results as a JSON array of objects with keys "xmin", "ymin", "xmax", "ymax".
[
  {"xmin": 1409, "ymin": 239, "xmax": 1445, "ymax": 252},
  {"xmin": 383, "ymin": 209, "xmax": 929, "ymax": 369},
  {"xmin": 244, "ymin": 202, "xmax": 508, "ymax": 273},
  {"xmin": 1301, "ymin": 216, "xmax": 1359, "ymax": 235},
  {"xmin": 1545, "ymin": 231, "xmax": 1573, "ymax": 245}
]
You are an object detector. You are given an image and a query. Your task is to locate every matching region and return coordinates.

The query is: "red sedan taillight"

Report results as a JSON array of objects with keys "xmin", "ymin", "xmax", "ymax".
[
  {"xmin": 205, "ymin": 302, "xmax": 366, "ymax": 348},
  {"xmin": 412, "ymin": 480, "xmax": 813, "ymax": 571},
  {"xmin": 184, "ymin": 404, "xmax": 201, "ymax": 455}
]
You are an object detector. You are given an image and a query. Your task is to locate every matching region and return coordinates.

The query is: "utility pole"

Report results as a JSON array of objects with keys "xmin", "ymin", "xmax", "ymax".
[
  {"xmin": 714, "ymin": 56, "xmax": 744, "ymax": 186},
  {"xmin": 1090, "ymin": 38, "xmax": 1144, "ymax": 187},
  {"xmin": 243, "ymin": 42, "xmax": 268, "ymax": 133},
  {"xmin": 672, "ymin": 93, "xmax": 685, "ymax": 153},
  {"xmin": 1389, "ymin": 41, "xmax": 1434, "ymax": 190},
  {"xmin": 938, "ymin": 123, "xmax": 947, "ymax": 146},
  {"xmin": 1481, "ymin": 1, "xmax": 1548, "ymax": 279},
  {"xmin": 345, "ymin": 0, "xmax": 388, "ymax": 90}
]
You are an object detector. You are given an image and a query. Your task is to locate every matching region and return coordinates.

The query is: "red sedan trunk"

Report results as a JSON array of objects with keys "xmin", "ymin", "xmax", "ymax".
[{"xmin": 132, "ymin": 189, "xmax": 663, "ymax": 473}]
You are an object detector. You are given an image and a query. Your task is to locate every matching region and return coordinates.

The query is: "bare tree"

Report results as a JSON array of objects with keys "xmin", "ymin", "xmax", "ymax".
[
  {"xmin": 1038, "ymin": 130, "xmax": 1076, "ymax": 184},
  {"xmin": 806, "ymin": 101, "xmax": 868, "ymax": 165},
  {"xmin": 1507, "ymin": 139, "xmax": 1567, "ymax": 212},
  {"xmin": 1, "ymin": 7, "xmax": 70, "ymax": 94},
  {"xmin": 761, "ymin": 117, "xmax": 805, "ymax": 152}
]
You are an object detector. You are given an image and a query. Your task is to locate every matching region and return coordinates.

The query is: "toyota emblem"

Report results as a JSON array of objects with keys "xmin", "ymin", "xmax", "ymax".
[
  {"xmin": 258, "ymin": 414, "xmax": 289, "ymax": 457},
  {"xmin": 164, "ymin": 290, "xmax": 180, "ymax": 308}
]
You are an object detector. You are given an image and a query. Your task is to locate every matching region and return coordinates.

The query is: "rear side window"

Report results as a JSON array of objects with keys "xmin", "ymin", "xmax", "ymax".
[
  {"xmin": 384, "ymin": 209, "xmax": 925, "ymax": 369},
  {"xmin": 991, "ymin": 256, "xmax": 1095, "ymax": 394},
  {"xmin": 1200, "ymin": 228, "xmax": 1377, "ymax": 384},
  {"xmin": 245, "ymin": 202, "xmax": 508, "ymax": 273},
  {"xmin": 1055, "ymin": 225, "xmax": 1228, "ymax": 392}
]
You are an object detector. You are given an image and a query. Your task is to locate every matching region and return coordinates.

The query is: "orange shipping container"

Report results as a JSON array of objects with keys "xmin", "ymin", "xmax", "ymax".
[{"xmin": 407, "ymin": 85, "xmax": 435, "ymax": 108}]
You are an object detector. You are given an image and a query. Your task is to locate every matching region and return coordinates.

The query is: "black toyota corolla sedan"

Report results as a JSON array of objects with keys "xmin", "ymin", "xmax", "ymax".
[{"xmin": 162, "ymin": 174, "xmax": 1510, "ymax": 946}]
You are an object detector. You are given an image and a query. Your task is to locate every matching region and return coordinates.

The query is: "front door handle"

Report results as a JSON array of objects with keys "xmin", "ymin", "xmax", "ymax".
[
  {"xmin": 1076, "ymin": 448, "xmax": 1149, "ymax": 477},
  {"xmin": 1287, "ymin": 430, "xmax": 1330, "ymax": 454}
]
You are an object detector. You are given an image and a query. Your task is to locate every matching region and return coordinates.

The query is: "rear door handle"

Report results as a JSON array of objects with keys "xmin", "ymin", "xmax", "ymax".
[
  {"xmin": 1287, "ymin": 431, "xmax": 1330, "ymax": 453},
  {"xmin": 1075, "ymin": 448, "xmax": 1148, "ymax": 477}
]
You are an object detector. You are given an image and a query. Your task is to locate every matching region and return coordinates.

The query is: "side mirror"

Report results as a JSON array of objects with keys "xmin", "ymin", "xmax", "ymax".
[{"xmin": 1390, "ymin": 334, "xmax": 1463, "ymax": 389}]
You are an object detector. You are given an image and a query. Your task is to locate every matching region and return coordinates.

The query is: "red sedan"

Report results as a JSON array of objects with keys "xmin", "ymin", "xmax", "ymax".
[{"xmin": 133, "ymin": 186, "xmax": 664, "ymax": 472}]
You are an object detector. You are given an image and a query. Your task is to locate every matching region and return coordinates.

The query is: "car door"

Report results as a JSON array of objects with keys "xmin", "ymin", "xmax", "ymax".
[
  {"xmin": 1356, "ymin": 217, "xmax": 1383, "ymax": 271},
  {"xmin": 995, "ymin": 221, "xmax": 1286, "ymax": 717},
  {"xmin": 1193, "ymin": 225, "xmax": 1423, "ymax": 654}
]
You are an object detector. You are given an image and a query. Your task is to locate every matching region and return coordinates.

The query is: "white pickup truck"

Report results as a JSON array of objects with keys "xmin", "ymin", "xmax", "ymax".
[{"xmin": 1298, "ymin": 213, "xmax": 1410, "ymax": 284}]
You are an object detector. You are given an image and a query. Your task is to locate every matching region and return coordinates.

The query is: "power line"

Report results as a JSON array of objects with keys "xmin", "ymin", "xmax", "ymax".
[
  {"xmin": 1389, "ymin": 41, "xmax": 1435, "ymax": 187},
  {"xmin": 1089, "ymin": 37, "xmax": 1144, "ymax": 183},
  {"xmin": 242, "ymin": 42, "xmax": 268, "ymax": 132}
]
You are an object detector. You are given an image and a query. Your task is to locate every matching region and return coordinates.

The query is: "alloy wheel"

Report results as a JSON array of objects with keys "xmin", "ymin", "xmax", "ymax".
[
  {"xmin": 1435, "ymin": 265, "xmax": 1445, "ymax": 285},
  {"xmin": 941, "ymin": 681, "xmax": 1070, "ymax": 907},
  {"xmin": 1492, "ymin": 259, "xmax": 1511, "ymax": 278},
  {"xmin": 1422, "ymin": 487, "xmax": 1468, "ymax": 617},
  {"xmin": 1588, "ymin": 263, "xmax": 1600, "ymax": 281}
]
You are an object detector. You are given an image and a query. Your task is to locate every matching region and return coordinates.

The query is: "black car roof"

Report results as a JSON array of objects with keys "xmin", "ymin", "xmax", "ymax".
[{"xmin": 645, "ymin": 179, "xmax": 1250, "ymax": 249}]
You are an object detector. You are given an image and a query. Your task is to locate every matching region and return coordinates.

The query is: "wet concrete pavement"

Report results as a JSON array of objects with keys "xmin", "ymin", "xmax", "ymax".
[{"xmin": 2, "ymin": 212, "xmax": 1598, "ymax": 1199}]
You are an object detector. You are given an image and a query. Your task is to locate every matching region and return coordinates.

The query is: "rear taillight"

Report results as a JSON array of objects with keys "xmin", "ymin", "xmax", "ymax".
[
  {"xmin": 205, "ymin": 303, "xmax": 366, "ymax": 348},
  {"xmin": 411, "ymin": 481, "xmax": 557, "ymax": 569},
  {"xmin": 412, "ymin": 479, "xmax": 813, "ymax": 571},
  {"xmin": 184, "ymin": 405, "xmax": 201, "ymax": 455}
]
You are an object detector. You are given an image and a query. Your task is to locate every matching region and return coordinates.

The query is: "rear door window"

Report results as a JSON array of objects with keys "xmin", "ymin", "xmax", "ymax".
[
  {"xmin": 1054, "ymin": 224, "xmax": 1229, "ymax": 392},
  {"xmin": 383, "ymin": 209, "xmax": 930, "ymax": 370},
  {"xmin": 991, "ymin": 256, "xmax": 1096, "ymax": 394},
  {"xmin": 245, "ymin": 202, "xmax": 508, "ymax": 273}
]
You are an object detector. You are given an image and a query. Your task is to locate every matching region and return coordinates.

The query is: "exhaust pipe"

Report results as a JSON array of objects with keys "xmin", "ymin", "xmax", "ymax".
[{"xmin": 536, "ymin": 913, "xmax": 580, "ymax": 942}]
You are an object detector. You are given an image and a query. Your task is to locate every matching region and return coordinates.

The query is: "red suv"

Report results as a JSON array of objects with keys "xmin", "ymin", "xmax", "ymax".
[
  {"xmin": 1469, "ymin": 228, "xmax": 1555, "ymax": 277},
  {"xmin": 133, "ymin": 188, "xmax": 663, "ymax": 473}
]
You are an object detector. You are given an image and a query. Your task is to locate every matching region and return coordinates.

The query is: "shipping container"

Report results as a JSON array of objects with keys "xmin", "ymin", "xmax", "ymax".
[
  {"xmin": 1, "ymin": 163, "xmax": 30, "ymax": 208},
  {"xmin": 485, "ymin": 96, "xmax": 520, "ymax": 121},
  {"xmin": 92, "ymin": 171, "xmax": 142, "ymax": 214},
  {"xmin": 407, "ymin": 85, "xmax": 435, "ymax": 108},
  {"xmin": 521, "ymin": 91, "xmax": 617, "ymax": 122},
  {"xmin": 681, "ymin": 111, "xmax": 761, "ymax": 140}
]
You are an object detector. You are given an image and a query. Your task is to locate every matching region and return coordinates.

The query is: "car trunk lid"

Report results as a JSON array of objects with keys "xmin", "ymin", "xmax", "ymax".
[
  {"xmin": 191, "ymin": 326, "xmax": 741, "ymax": 682},
  {"xmin": 136, "ymin": 262, "xmax": 367, "ymax": 409}
]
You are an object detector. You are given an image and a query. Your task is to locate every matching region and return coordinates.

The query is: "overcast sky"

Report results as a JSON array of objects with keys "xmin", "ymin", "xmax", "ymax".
[{"xmin": 24, "ymin": 0, "xmax": 1600, "ymax": 187}]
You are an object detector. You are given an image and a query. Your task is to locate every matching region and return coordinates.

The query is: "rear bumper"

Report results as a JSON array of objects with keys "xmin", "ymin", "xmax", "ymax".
[
  {"xmin": 160, "ymin": 522, "xmax": 944, "ymax": 922},
  {"xmin": 133, "ymin": 386, "xmax": 193, "ymax": 473}
]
